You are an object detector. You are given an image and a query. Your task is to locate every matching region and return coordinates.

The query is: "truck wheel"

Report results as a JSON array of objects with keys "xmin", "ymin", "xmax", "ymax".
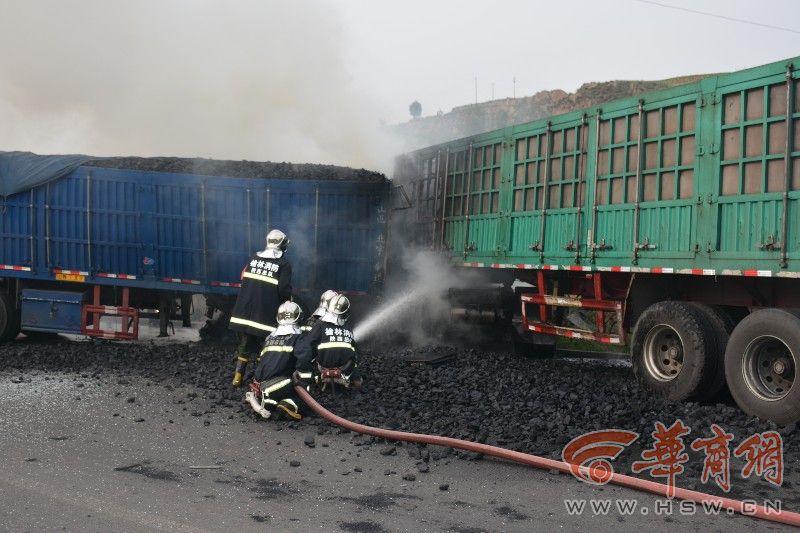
[
  {"xmin": 631, "ymin": 301, "xmax": 715, "ymax": 402},
  {"xmin": 0, "ymin": 291, "xmax": 20, "ymax": 342},
  {"xmin": 724, "ymin": 308, "xmax": 800, "ymax": 426},
  {"xmin": 687, "ymin": 304, "xmax": 732, "ymax": 402}
]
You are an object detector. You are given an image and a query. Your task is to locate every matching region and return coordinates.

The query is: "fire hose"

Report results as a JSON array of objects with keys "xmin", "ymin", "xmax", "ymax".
[{"xmin": 292, "ymin": 377, "xmax": 800, "ymax": 527}]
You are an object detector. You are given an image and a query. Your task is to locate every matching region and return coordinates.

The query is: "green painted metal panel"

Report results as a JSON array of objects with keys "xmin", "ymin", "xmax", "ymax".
[
  {"xmin": 400, "ymin": 55, "xmax": 800, "ymax": 275},
  {"xmin": 507, "ymin": 212, "xmax": 541, "ymax": 257}
]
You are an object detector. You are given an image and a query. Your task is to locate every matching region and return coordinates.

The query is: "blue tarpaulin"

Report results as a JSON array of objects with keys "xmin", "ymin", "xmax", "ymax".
[{"xmin": 0, "ymin": 151, "xmax": 91, "ymax": 197}]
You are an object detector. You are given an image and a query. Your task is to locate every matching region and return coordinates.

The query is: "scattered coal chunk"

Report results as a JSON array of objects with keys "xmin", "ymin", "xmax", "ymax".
[
  {"xmin": 289, "ymin": 460, "xmax": 301, "ymax": 467},
  {"xmin": 379, "ymin": 446, "xmax": 396, "ymax": 456},
  {"xmin": 3, "ymin": 331, "xmax": 799, "ymax": 508},
  {"xmin": 304, "ymin": 435, "xmax": 316, "ymax": 448}
]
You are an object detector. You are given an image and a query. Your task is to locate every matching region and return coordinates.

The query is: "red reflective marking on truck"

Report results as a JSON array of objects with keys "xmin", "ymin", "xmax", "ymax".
[
  {"xmin": 53, "ymin": 269, "xmax": 89, "ymax": 276},
  {"xmin": 97, "ymin": 273, "xmax": 137, "ymax": 280},
  {"xmin": 743, "ymin": 270, "xmax": 772, "ymax": 278},
  {"xmin": 162, "ymin": 278, "xmax": 200, "ymax": 285},
  {"xmin": 0, "ymin": 264, "xmax": 31, "ymax": 271}
]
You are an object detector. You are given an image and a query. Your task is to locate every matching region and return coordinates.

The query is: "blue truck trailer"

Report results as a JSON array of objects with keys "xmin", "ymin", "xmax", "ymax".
[{"xmin": 0, "ymin": 152, "xmax": 389, "ymax": 340}]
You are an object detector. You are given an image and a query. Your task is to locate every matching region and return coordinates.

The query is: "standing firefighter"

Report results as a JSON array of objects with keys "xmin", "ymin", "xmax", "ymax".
[
  {"xmin": 230, "ymin": 229, "xmax": 292, "ymax": 386},
  {"xmin": 296, "ymin": 294, "xmax": 363, "ymax": 389},
  {"xmin": 244, "ymin": 301, "xmax": 312, "ymax": 420},
  {"xmin": 301, "ymin": 289, "xmax": 339, "ymax": 332}
]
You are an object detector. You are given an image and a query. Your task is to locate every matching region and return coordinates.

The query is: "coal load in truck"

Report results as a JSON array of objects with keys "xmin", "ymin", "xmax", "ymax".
[{"xmin": 85, "ymin": 156, "xmax": 385, "ymax": 182}]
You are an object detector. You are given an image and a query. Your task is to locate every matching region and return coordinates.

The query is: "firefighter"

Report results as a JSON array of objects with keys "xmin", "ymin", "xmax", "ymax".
[
  {"xmin": 244, "ymin": 300, "xmax": 312, "ymax": 420},
  {"xmin": 296, "ymin": 293, "xmax": 363, "ymax": 390},
  {"xmin": 300, "ymin": 290, "xmax": 339, "ymax": 332},
  {"xmin": 230, "ymin": 229, "xmax": 292, "ymax": 387}
]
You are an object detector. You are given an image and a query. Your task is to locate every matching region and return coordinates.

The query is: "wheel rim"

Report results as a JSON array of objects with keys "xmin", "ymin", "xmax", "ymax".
[
  {"xmin": 742, "ymin": 335, "xmax": 796, "ymax": 401},
  {"xmin": 643, "ymin": 324, "xmax": 684, "ymax": 382}
]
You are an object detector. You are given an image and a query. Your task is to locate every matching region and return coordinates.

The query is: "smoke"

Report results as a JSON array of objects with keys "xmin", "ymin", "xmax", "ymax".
[
  {"xmin": 353, "ymin": 249, "xmax": 484, "ymax": 347},
  {"xmin": 0, "ymin": 0, "xmax": 402, "ymax": 171}
]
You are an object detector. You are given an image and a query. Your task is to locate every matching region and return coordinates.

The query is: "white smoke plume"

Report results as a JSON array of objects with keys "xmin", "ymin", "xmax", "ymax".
[
  {"xmin": 353, "ymin": 250, "xmax": 487, "ymax": 347},
  {"xmin": 0, "ymin": 0, "xmax": 401, "ymax": 171}
]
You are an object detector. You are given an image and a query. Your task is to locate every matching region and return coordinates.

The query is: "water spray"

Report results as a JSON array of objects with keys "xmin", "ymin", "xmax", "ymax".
[{"xmin": 352, "ymin": 288, "xmax": 425, "ymax": 342}]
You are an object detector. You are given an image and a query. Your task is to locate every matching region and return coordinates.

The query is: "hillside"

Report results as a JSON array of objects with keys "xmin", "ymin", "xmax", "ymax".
[{"xmin": 391, "ymin": 74, "xmax": 714, "ymax": 151}]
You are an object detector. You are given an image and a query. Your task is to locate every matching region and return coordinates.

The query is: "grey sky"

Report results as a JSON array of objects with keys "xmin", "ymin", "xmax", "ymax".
[
  {"xmin": 341, "ymin": 0, "xmax": 800, "ymax": 122},
  {"xmin": 0, "ymin": 0, "xmax": 797, "ymax": 170}
]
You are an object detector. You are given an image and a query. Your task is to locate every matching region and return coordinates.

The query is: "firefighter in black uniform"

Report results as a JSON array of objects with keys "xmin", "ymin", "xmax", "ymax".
[
  {"xmin": 230, "ymin": 229, "xmax": 292, "ymax": 386},
  {"xmin": 300, "ymin": 289, "xmax": 339, "ymax": 332},
  {"xmin": 296, "ymin": 294, "xmax": 362, "ymax": 389},
  {"xmin": 244, "ymin": 301, "xmax": 312, "ymax": 420}
]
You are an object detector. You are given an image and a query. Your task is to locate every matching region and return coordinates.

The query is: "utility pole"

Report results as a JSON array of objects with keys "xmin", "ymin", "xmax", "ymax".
[
  {"xmin": 512, "ymin": 76, "xmax": 516, "ymax": 98},
  {"xmin": 491, "ymin": 82, "xmax": 494, "ymax": 100},
  {"xmin": 474, "ymin": 76, "xmax": 478, "ymax": 104}
]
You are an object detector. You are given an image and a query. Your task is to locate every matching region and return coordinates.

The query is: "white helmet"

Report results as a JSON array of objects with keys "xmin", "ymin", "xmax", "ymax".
[
  {"xmin": 266, "ymin": 229, "xmax": 289, "ymax": 251},
  {"xmin": 326, "ymin": 294, "xmax": 351, "ymax": 321},
  {"xmin": 276, "ymin": 300, "xmax": 302, "ymax": 325},
  {"xmin": 313, "ymin": 290, "xmax": 339, "ymax": 317}
]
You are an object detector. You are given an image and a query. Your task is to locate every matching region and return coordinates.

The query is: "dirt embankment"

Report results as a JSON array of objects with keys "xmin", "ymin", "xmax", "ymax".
[{"xmin": 392, "ymin": 74, "xmax": 713, "ymax": 150}]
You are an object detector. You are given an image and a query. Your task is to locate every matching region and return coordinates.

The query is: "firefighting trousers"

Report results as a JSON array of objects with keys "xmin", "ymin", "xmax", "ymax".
[
  {"xmin": 236, "ymin": 332, "xmax": 264, "ymax": 360},
  {"xmin": 258, "ymin": 376, "xmax": 307, "ymax": 415}
]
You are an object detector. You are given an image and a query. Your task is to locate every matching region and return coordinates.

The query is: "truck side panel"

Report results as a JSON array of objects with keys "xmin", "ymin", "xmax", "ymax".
[
  {"xmin": 0, "ymin": 167, "xmax": 389, "ymax": 298},
  {"xmin": 398, "ymin": 55, "xmax": 800, "ymax": 278}
]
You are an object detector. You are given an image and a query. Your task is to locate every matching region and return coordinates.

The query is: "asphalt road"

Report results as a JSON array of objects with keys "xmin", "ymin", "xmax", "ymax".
[{"xmin": 0, "ymin": 365, "xmax": 792, "ymax": 532}]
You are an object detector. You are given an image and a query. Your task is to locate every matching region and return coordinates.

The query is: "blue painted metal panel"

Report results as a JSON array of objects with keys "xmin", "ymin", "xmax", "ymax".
[
  {"xmin": 48, "ymin": 172, "xmax": 90, "ymax": 272},
  {"xmin": 0, "ymin": 166, "xmax": 389, "ymax": 297},
  {"xmin": 0, "ymin": 189, "xmax": 32, "ymax": 267},
  {"xmin": 89, "ymin": 169, "xmax": 141, "ymax": 276},
  {"xmin": 20, "ymin": 289, "xmax": 85, "ymax": 333}
]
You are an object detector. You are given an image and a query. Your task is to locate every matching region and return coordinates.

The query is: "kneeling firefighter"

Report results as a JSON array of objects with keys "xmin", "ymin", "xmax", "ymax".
[
  {"xmin": 300, "ymin": 290, "xmax": 339, "ymax": 332},
  {"xmin": 230, "ymin": 229, "xmax": 292, "ymax": 387},
  {"xmin": 244, "ymin": 301, "xmax": 313, "ymax": 420},
  {"xmin": 296, "ymin": 294, "xmax": 363, "ymax": 389}
]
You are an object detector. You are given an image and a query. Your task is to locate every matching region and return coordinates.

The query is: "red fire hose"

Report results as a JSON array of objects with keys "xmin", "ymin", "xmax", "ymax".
[{"xmin": 293, "ymin": 379, "xmax": 800, "ymax": 527}]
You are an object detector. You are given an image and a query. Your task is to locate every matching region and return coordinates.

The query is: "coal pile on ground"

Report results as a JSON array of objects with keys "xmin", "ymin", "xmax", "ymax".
[
  {"xmin": 1, "ymin": 338, "xmax": 797, "ymax": 507},
  {"xmin": 85, "ymin": 156, "xmax": 386, "ymax": 182}
]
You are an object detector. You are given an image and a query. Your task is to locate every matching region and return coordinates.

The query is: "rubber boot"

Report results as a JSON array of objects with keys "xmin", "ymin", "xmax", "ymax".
[
  {"xmin": 232, "ymin": 356, "xmax": 248, "ymax": 387},
  {"xmin": 276, "ymin": 398, "xmax": 302, "ymax": 421}
]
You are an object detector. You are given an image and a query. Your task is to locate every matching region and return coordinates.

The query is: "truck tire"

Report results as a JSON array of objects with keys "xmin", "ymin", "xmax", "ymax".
[
  {"xmin": 631, "ymin": 301, "xmax": 715, "ymax": 402},
  {"xmin": 724, "ymin": 308, "xmax": 800, "ymax": 426},
  {"xmin": 687, "ymin": 303, "xmax": 732, "ymax": 402},
  {"xmin": 0, "ymin": 291, "xmax": 20, "ymax": 342}
]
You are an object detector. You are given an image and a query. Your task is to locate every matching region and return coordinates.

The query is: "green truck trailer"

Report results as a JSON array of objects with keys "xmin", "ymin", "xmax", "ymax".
[{"xmin": 394, "ymin": 55, "xmax": 800, "ymax": 425}]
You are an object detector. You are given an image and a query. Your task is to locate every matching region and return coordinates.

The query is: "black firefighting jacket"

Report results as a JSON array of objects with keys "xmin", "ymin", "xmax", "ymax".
[
  {"xmin": 252, "ymin": 331, "xmax": 303, "ymax": 383},
  {"xmin": 295, "ymin": 320, "xmax": 359, "ymax": 375},
  {"xmin": 229, "ymin": 253, "xmax": 292, "ymax": 337},
  {"xmin": 300, "ymin": 314, "xmax": 321, "ymax": 332}
]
